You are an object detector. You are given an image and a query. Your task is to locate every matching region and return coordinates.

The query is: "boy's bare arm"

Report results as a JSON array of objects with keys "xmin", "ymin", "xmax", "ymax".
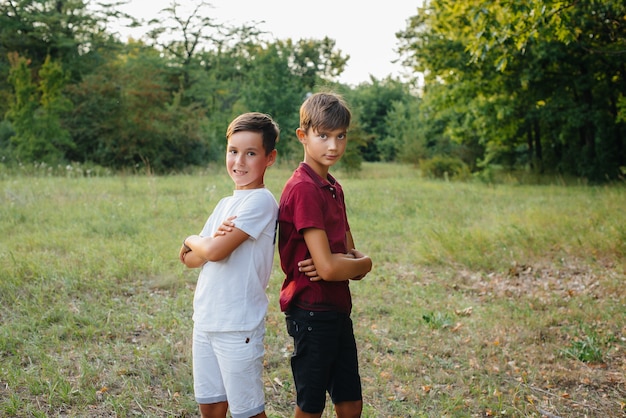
[
  {"xmin": 298, "ymin": 248, "xmax": 370, "ymax": 281},
  {"xmin": 180, "ymin": 217, "xmax": 248, "ymax": 267},
  {"xmin": 346, "ymin": 230, "xmax": 356, "ymax": 251},
  {"xmin": 302, "ymin": 228, "xmax": 372, "ymax": 282},
  {"xmin": 345, "ymin": 230, "xmax": 368, "ymax": 280},
  {"xmin": 184, "ymin": 226, "xmax": 248, "ymax": 263}
]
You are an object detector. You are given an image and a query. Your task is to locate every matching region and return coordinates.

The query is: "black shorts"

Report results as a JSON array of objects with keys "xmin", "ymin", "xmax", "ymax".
[{"xmin": 285, "ymin": 308, "xmax": 362, "ymax": 413}]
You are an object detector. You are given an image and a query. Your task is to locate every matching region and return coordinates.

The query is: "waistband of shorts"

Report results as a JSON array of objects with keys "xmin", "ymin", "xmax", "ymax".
[{"xmin": 286, "ymin": 307, "xmax": 349, "ymax": 320}]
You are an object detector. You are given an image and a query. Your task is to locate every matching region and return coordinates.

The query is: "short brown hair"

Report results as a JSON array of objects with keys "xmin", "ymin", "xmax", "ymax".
[
  {"xmin": 226, "ymin": 112, "xmax": 280, "ymax": 155},
  {"xmin": 299, "ymin": 92, "xmax": 351, "ymax": 133}
]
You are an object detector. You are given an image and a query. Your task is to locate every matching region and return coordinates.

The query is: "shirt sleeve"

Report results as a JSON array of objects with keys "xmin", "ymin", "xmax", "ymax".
[
  {"xmin": 289, "ymin": 182, "xmax": 326, "ymax": 233},
  {"xmin": 233, "ymin": 191, "xmax": 278, "ymax": 240}
]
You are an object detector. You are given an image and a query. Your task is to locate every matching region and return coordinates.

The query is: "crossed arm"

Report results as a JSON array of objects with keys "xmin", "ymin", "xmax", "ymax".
[
  {"xmin": 179, "ymin": 217, "xmax": 245, "ymax": 268},
  {"xmin": 299, "ymin": 228, "xmax": 372, "ymax": 282},
  {"xmin": 180, "ymin": 218, "xmax": 372, "ymax": 282}
]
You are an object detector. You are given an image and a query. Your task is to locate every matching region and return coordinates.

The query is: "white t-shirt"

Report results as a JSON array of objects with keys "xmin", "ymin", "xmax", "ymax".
[{"xmin": 192, "ymin": 188, "xmax": 278, "ymax": 332}]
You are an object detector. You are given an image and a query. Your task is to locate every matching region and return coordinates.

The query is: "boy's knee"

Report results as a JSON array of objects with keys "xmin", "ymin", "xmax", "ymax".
[{"xmin": 334, "ymin": 400, "xmax": 362, "ymax": 418}]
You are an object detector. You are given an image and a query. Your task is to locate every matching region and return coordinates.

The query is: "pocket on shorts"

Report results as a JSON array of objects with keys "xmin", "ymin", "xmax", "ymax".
[
  {"xmin": 286, "ymin": 318, "xmax": 301, "ymax": 338},
  {"xmin": 286, "ymin": 317, "xmax": 306, "ymax": 357}
]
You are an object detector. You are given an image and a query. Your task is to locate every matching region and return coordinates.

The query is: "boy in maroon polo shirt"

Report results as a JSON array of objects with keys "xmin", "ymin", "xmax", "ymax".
[{"xmin": 278, "ymin": 92, "xmax": 373, "ymax": 418}]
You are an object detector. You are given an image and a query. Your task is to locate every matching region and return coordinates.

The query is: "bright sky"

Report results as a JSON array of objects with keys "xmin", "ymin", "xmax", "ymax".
[{"xmin": 115, "ymin": 0, "xmax": 422, "ymax": 86}]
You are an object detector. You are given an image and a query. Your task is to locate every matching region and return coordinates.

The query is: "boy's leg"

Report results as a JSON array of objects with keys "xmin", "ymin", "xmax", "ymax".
[
  {"xmin": 214, "ymin": 323, "xmax": 267, "ymax": 418},
  {"xmin": 334, "ymin": 400, "xmax": 363, "ymax": 418},
  {"xmin": 200, "ymin": 402, "xmax": 266, "ymax": 418},
  {"xmin": 295, "ymin": 405, "xmax": 323, "ymax": 418},
  {"xmin": 329, "ymin": 316, "xmax": 362, "ymax": 418},
  {"xmin": 193, "ymin": 328, "xmax": 228, "ymax": 417},
  {"xmin": 199, "ymin": 401, "xmax": 228, "ymax": 418},
  {"xmin": 294, "ymin": 399, "xmax": 362, "ymax": 417},
  {"xmin": 286, "ymin": 310, "xmax": 345, "ymax": 415}
]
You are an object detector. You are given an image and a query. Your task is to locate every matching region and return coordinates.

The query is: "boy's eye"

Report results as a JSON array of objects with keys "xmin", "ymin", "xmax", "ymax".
[{"xmin": 247, "ymin": 151, "xmax": 256, "ymax": 156}]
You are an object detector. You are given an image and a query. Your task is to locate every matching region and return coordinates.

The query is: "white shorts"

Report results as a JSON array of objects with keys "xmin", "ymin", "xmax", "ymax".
[{"xmin": 192, "ymin": 322, "xmax": 265, "ymax": 418}]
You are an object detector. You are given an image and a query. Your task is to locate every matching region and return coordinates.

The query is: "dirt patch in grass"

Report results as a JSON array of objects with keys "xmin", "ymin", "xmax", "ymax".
[{"xmin": 439, "ymin": 259, "xmax": 626, "ymax": 417}]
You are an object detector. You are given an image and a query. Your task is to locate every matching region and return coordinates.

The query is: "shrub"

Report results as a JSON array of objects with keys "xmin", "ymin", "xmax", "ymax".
[{"xmin": 419, "ymin": 155, "xmax": 470, "ymax": 180}]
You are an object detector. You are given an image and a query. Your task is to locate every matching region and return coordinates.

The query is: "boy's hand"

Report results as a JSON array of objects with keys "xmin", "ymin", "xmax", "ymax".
[
  {"xmin": 348, "ymin": 249, "xmax": 369, "ymax": 280},
  {"xmin": 213, "ymin": 216, "xmax": 237, "ymax": 237},
  {"xmin": 348, "ymin": 248, "xmax": 366, "ymax": 259},
  {"xmin": 179, "ymin": 241, "xmax": 192, "ymax": 263},
  {"xmin": 298, "ymin": 258, "xmax": 322, "ymax": 282}
]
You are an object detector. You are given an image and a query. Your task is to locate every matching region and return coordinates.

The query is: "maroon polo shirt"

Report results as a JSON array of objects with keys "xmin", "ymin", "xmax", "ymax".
[{"xmin": 278, "ymin": 162, "xmax": 352, "ymax": 314}]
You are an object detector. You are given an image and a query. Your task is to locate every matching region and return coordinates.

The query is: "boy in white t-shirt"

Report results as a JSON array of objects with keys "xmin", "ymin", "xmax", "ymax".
[{"xmin": 179, "ymin": 112, "xmax": 279, "ymax": 418}]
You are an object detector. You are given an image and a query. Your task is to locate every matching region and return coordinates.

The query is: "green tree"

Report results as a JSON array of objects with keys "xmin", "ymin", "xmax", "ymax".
[
  {"xmin": 6, "ymin": 53, "xmax": 72, "ymax": 163},
  {"xmin": 145, "ymin": 0, "xmax": 228, "ymax": 96},
  {"xmin": 4, "ymin": 53, "xmax": 37, "ymax": 160},
  {"xmin": 346, "ymin": 77, "xmax": 413, "ymax": 162},
  {"xmin": 0, "ymin": 0, "xmax": 127, "ymax": 82},
  {"xmin": 235, "ymin": 38, "xmax": 350, "ymax": 160},
  {"xmin": 398, "ymin": 0, "xmax": 626, "ymax": 181},
  {"xmin": 66, "ymin": 47, "xmax": 207, "ymax": 171},
  {"xmin": 286, "ymin": 37, "xmax": 349, "ymax": 89},
  {"xmin": 0, "ymin": 0, "xmax": 359, "ymax": 171},
  {"xmin": 140, "ymin": 3, "xmax": 324, "ymax": 162},
  {"xmin": 236, "ymin": 42, "xmax": 305, "ymax": 159}
]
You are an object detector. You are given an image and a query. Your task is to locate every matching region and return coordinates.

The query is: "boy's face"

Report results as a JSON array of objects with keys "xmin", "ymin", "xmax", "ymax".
[
  {"xmin": 297, "ymin": 126, "xmax": 347, "ymax": 172},
  {"xmin": 226, "ymin": 131, "xmax": 276, "ymax": 190}
]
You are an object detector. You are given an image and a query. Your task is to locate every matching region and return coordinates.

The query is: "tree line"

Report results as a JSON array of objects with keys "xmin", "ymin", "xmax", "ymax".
[{"xmin": 1, "ymin": 0, "xmax": 624, "ymax": 181}]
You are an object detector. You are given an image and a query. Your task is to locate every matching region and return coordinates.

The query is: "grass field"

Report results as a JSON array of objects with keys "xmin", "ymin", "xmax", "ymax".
[{"xmin": 1, "ymin": 162, "xmax": 624, "ymax": 417}]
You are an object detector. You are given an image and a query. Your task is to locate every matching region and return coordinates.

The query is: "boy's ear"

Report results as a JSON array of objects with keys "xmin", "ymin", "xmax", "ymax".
[
  {"xmin": 265, "ymin": 149, "xmax": 277, "ymax": 167},
  {"xmin": 295, "ymin": 128, "xmax": 307, "ymax": 143}
]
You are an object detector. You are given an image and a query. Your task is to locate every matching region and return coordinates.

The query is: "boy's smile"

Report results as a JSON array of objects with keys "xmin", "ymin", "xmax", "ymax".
[{"xmin": 226, "ymin": 131, "xmax": 276, "ymax": 190}]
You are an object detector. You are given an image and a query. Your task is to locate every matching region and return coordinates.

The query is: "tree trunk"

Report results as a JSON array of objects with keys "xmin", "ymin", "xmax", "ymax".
[
  {"xmin": 609, "ymin": 94, "xmax": 625, "ymax": 169},
  {"xmin": 579, "ymin": 62, "xmax": 596, "ymax": 172},
  {"xmin": 527, "ymin": 124, "xmax": 534, "ymax": 170},
  {"xmin": 534, "ymin": 119, "xmax": 543, "ymax": 173}
]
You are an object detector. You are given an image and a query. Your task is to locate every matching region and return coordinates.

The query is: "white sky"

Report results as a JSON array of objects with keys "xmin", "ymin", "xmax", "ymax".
[{"xmin": 114, "ymin": 0, "xmax": 422, "ymax": 86}]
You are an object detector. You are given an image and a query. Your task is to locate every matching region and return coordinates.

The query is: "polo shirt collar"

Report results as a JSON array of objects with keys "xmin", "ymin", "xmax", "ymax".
[{"xmin": 299, "ymin": 162, "xmax": 336, "ymax": 188}]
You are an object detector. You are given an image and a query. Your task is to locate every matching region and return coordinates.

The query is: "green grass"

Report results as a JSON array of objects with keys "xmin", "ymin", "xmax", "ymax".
[{"xmin": 1, "ymin": 162, "xmax": 625, "ymax": 417}]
